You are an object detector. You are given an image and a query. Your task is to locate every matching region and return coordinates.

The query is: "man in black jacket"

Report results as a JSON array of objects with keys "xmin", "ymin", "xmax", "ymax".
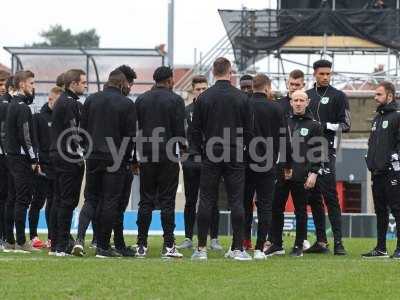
[
  {"xmin": 240, "ymin": 74, "xmax": 253, "ymax": 97},
  {"xmin": 135, "ymin": 66, "xmax": 185, "ymax": 259},
  {"xmin": 363, "ymin": 81, "xmax": 400, "ymax": 259},
  {"xmin": 0, "ymin": 71, "xmax": 11, "ymax": 250},
  {"xmin": 266, "ymin": 69, "xmax": 325, "ymax": 254},
  {"xmin": 305, "ymin": 60, "xmax": 350, "ymax": 255},
  {"xmin": 177, "ymin": 75, "xmax": 222, "ymax": 251},
  {"xmin": 245, "ymin": 74, "xmax": 291, "ymax": 260},
  {"xmin": 72, "ymin": 65, "xmax": 138, "ymax": 257},
  {"xmin": 76, "ymin": 70, "xmax": 136, "ymax": 258},
  {"xmin": 191, "ymin": 57, "xmax": 253, "ymax": 261},
  {"xmin": 268, "ymin": 90, "xmax": 325, "ymax": 257},
  {"xmin": 30, "ymin": 86, "xmax": 62, "ymax": 250},
  {"xmin": 239, "ymin": 74, "xmax": 256, "ymax": 251},
  {"xmin": 1, "ymin": 75, "xmax": 16, "ymax": 253},
  {"xmin": 5, "ymin": 70, "xmax": 39, "ymax": 253},
  {"xmin": 50, "ymin": 69, "xmax": 86, "ymax": 256},
  {"xmin": 277, "ymin": 70, "xmax": 304, "ymax": 118}
]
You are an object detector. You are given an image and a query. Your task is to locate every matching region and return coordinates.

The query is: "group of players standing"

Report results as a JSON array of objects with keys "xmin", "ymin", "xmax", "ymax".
[
  {"xmin": 0, "ymin": 56, "xmax": 399, "ymax": 260},
  {"xmin": 183, "ymin": 58, "xmax": 350, "ymax": 260}
]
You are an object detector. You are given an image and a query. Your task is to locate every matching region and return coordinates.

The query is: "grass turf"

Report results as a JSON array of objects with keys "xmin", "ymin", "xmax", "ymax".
[{"xmin": 0, "ymin": 236, "xmax": 399, "ymax": 299}]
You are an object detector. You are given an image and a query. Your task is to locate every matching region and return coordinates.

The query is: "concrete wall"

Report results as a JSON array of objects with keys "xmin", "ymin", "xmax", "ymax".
[{"xmin": 344, "ymin": 96, "xmax": 376, "ymax": 139}]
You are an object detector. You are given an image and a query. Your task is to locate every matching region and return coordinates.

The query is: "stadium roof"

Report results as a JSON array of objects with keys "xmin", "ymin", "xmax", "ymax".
[
  {"xmin": 3, "ymin": 47, "xmax": 166, "ymax": 93},
  {"xmin": 4, "ymin": 47, "xmax": 164, "ymax": 57}
]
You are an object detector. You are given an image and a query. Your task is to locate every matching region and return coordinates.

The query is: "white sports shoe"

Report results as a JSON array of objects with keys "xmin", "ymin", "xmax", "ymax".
[
  {"xmin": 226, "ymin": 250, "xmax": 253, "ymax": 261},
  {"xmin": 191, "ymin": 249, "xmax": 208, "ymax": 261},
  {"xmin": 253, "ymin": 250, "xmax": 267, "ymax": 260},
  {"xmin": 162, "ymin": 246, "xmax": 183, "ymax": 259},
  {"xmin": 55, "ymin": 252, "xmax": 71, "ymax": 257}
]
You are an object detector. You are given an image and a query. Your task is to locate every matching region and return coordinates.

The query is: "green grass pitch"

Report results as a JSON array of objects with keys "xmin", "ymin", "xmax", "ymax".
[{"xmin": 0, "ymin": 236, "xmax": 399, "ymax": 300}]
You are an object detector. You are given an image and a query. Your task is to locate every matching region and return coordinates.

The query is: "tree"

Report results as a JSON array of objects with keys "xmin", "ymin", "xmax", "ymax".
[
  {"xmin": 32, "ymin": 24, "xmax": 100, "ymax": 48},
  {"xmin": 75, "ymin": 29, "xmax": 100, "ymax": 48}
]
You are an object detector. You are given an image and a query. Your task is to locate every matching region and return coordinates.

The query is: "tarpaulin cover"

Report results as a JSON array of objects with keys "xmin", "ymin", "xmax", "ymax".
[
  {"xmin": 281, "ymin": 0, "xmax": 398, "ymax": 9},
  {"xmin": 219, "ymin": 7, "xmax": 400, "ymax": 70}
]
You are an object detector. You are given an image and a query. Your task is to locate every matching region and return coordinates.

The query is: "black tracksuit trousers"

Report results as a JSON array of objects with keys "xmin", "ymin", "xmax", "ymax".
[
  {"xmin": 5, "ymin": 163, "xmax": 15, "ymax": 245},
  {"xmin": 29, "ymin": 174, "xmax": 52, "ymax": 240},
  {"xmin": 372, "ymin": 172, "xmax": 400, "ymax": 251},
  {"xmin": 113, "ymin": 168, "xmax": 133, "ymax": 249},
  {"xmin": 271, "ymin": 178, "xmax": 309, "ymax": 248},
  {"xmin": 137, "ymin": 160, "xmax": 179, "ymax": 248},
  {"xmin": 197, "ymin": 159, "xmax": 245, "ymax": 250},
  {"xmin": 243, "ymin": 165, "xmax": 255, "ymax": 242},
  {"xmin": 0, "ymin": 155, "xmax": 8, "ymax": 241},
  {"xmin": 51, "ymin": 156, "xmax": 84, "ymax": 252},
  {"xmin": 7, "ymin": 155, "xmax": 34, "ymax": 246},
  {"xmin": 182, "ymin": 158, "xmax": 219, "ymax": 240},
  {"xmin": 80, "ymin": 159, "xmax": 127, "ymax": 250},
  {"xmin": 308, "ymin": 152, "xmax": 342, "ymax": 243},
  {"xmin": 244, "ymin": 167, "xmax": 276, "ymax": 250},
  {"xmin": 76, "ymin": 166, "xmax": 133, "ymax": 249}
]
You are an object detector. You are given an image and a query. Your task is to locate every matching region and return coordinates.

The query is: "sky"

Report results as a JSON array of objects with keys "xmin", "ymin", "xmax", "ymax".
[{"xmin": 0, "ymin": 0, "xmax": 273, "ymax": 67}]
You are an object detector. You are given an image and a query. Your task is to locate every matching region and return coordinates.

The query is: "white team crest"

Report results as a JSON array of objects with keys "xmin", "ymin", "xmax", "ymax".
[
  {"xmin": 371, "ymin": 121, "xmax": 376, "ymax": 131},
  {"xmin": 321, "ymin": 97, "xmax": 329, "ymax": 104},
  {"xmin": 382, "ymin": 120, "xmax": 388, "ymax": 129},
  {"xmin": 300, "ymin": 128, "xmax": 309, "ymax": 136}
]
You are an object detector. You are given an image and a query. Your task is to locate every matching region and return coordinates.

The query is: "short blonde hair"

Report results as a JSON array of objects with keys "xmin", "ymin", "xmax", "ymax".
[
  {"xmin": 291, "ymin": 90, "xmax": 308, "ymax": 101},
  {"xmin": 50, "ymin": 86, "xmax": 63, "ymax": 95}
]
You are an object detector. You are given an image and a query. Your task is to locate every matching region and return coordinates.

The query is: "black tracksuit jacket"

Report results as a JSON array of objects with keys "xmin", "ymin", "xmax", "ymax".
[
  {"xmin": 33, "ymin": 103, "xmax": 53, "ymax": 165},
  {"xmin": 80, "ymin": 86, "xmax": 137, "ymax": 163},
  {"xmin": 50, "ymin": 89, "xmax": 82, "ymax": 160},
  {"xmin": 249, "ymin": 92, "xmax": 291, "ymax": 170},
  {"xmin": 191, "ymin": 80, "xmax": 252, "ymax": 160},
  {"xmin": 5, "ymin": 95, "xmax": 37, "ymax": 163},
  {"xmin": 0, "ymin": 93, "xmax": 12, "ymax": 155},
  {"xmin": 306, "ymin": 84, "xmax": 351, "ymax": 151},
  {"xmin": 135, "ymin": 85, "xmax": 185, "ymax": 161},
  {"xmin": 366, "ymin": 101, "xmax": 400, "ymax": 174},
  {"xmin": 287, "ymin": 111, "xmax": 324, "ymax": 182}
]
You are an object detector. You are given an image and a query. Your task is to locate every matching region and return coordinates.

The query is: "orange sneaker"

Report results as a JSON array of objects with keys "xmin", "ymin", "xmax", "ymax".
[{"xmin": 31, "ymin": 237, "xmax": 45, "ymax": 249}]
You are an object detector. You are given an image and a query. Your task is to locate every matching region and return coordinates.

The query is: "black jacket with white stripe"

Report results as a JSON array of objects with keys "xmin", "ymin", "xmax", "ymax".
[
  {"xmin": 5, "ymin": 94, "xmax": 37, "ymax": 163},
  {"xmin": 306, "ymin": 84, "xmax": 351, "ymax": 151},
  {"xmin": 0, "ymin": 93, "xmax": 11, "ymax": 155}
]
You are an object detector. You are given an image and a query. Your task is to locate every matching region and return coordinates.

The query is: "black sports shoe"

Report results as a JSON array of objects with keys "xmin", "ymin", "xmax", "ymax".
[
  {"xmin": 66, "ymin": 237, "xmax": 76, "ymax": 255},
  {"xmin": 115, "ymin": 246, "xmax": 136, "ymax": 257},
  {"xmin": 362, "ymin": 248, "xmax": 389, "ymax": 259},
  {"xmin": 391, "ymin": 248, "xmax": 400, "ymax": 260},
  {"xmin": 90, "ymin": 240, "xmax": 97, "ymax": 249},
  {"xmin": 290, "ymin": 245, "xmax": 303, "ymax": 257},
  {"xmin": 303, "ymin": 242, "xmax": 330, "ymax": 254},
  {"xmin": 334, "ymin": 241, "xmax": 347, "ymax": 256},
  {"xmin": 95, "ymin": 247, "xmax": 122, "ymax": 258},
  {"xmin": 264, "ymin": 244, "xmax": 285, "ymax": 256}
]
